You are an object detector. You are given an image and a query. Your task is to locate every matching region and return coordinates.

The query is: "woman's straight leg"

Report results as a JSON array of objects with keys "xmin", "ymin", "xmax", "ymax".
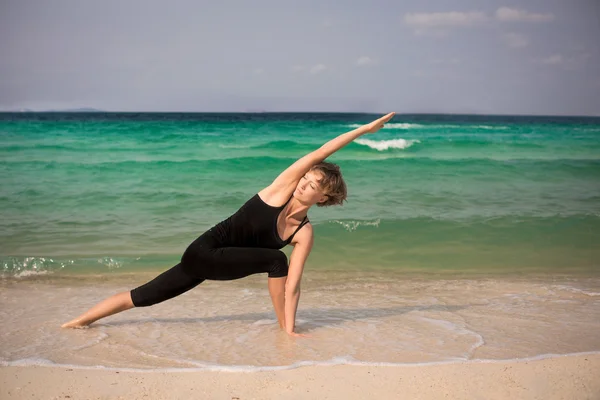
[{"xmin": 61, "ymin": 263, "xmax": 204, "ymax": 328}]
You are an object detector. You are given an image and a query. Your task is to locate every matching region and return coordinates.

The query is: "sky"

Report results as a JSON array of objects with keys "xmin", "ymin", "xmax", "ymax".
[{"xmin": 1, "ymin": 0, "xmax": 599, "ymax": 115}]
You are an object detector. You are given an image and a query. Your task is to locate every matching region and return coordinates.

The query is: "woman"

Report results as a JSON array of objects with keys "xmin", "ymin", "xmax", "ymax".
[{"xmin": 61, "ymin": 112, "xmax": 396, "ymax": 336}]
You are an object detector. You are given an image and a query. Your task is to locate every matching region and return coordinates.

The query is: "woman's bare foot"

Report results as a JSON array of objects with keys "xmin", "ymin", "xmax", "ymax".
[{"xmin": 61, "ymin": 319, "xmax": 91, "ymax": 329}]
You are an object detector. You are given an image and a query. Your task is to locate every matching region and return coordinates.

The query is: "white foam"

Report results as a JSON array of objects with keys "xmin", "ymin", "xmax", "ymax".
[
  {"xmin": 70, "ymin": 332, "xmax": 109, "ymax": 351},
  {"xmin": 552, "ymin": 285, "xmax": 600, "ymax": 297},
  {"xmin": 354, "ymin": 138, "xmax": 420, "ymax": 151},
  {"xmin": 346, "ymin": 123, "xmax": 423, "ymax": 130},
  {"xmin": 330, "ymin": 219, "xmax": 381, "ymax": 232},
  {"xmin": 251, "ymin": 319, "xmax": 277, "ymax": 326},
  {"xmin": 473, "ymin": 125, "xmax": 509, "ymax": 130},
  {"xmin": 14, "ymin": 270, "xmax": 53, "ymax": 278},
  {"xmin": 3, "ymin": 351, "xmax": 599, "ymax": 373},
  {"xmin": 97, "ymin": 257, "xmax": 122, "ymax": 270},
  {"xmin": 417, "ymin": 316, "xmax": 485, "ymax": 360},
  {"xmin": 3, "ymin": 256, "xmax": 62, "ymax": 277}
]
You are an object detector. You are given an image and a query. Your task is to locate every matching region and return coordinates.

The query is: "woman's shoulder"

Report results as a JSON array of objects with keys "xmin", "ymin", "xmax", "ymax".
[
  {"xmin": 257, "ymin": 184, "xmax": 294, "ymax": 208},
  {"xmin": 289, "ymin": 221, "xmax": 314, "ymax": 247}
]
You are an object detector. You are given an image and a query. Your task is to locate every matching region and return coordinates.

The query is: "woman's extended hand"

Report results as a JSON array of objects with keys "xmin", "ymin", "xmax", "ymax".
[{"xmin": 363, "ymin": 112, "xmax": 396, "ymax": 134}]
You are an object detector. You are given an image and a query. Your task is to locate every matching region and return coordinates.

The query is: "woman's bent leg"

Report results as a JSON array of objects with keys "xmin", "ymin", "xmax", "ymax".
[
  {"xmin": 182, "ymin": 247, "xmax": 289, "ymax": 280},
  {"xmin": 61, "ymin": 263, "xmax": 204, "ymax": 328}
]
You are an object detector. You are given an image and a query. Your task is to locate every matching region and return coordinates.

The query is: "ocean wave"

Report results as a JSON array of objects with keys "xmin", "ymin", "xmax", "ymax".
[
  {"xmin": 218, "ymin": 144, "xmax": 253, "ymax": 149},
  {"xmin": 1, "ymin": 256, "xmax": 134, "ymax": 277},
  {"xmin": 474, "ymin": 125, "xmax": 509, "ymax": 130},
  {"xmin": 329, "ymin": 219, "xmax": 381, "ymax": 232},
  {"xmin": 346, "ymin": 123, "xmax": 424, "ymax": 129},
  {"xmin": 249, "ymin": 140, "xmax": 317, "ymax": 150},
  {"xmin": 417, "ymin": 316, "xmax": 485, "ymax": 358},
  {"xmin": 0, "ymin": 144, "xmax": 85, "ymax": 151},
  {"xmin": 97, "ymin": 257, "xmax": 124, "ymax": 270},
  {"xmin": 551, "ymin": 285, "xmax": 600, "ymax": 297},
  {"xmin": 4, "ymin": 153, "xmax": 600, "ymax": 167},
  {"xmin": 345, "ymin": 123, "xmax": 510, "ymax": 131},
  {"xmin": 13, "ymin": 270, "xmax": 53, "ymax": 278},
  {"xmin": 217, "ymin": 140, "xmax": 319, "ymax": 151},
  {"xmin": 354, "ymin": 138, "xmax": 420, "ymax": 151},
  {"xmin": 2, "ymin": 256, "xmax": 69, "ymax": 277}
]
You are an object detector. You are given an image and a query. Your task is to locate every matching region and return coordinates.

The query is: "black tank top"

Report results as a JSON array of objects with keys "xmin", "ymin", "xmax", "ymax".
[{"xmin": 209, "ymin": 193, "xmax": 310, "ymax": 249}]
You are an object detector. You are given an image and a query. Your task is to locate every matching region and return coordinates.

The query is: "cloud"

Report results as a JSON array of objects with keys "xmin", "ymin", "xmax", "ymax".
[
  {"xmin": 292, "ymin": 64, "xmax": 328, "ymax": 74},
  {"xmin": 309, "ymin": 64, "xmax": 327, "ymax": 74},
  {"xmin": 503, "ymin": 33, "xmax": 529, "ymax": 48},
  {"xmin": 403, "ymin": 11, "xmax": 488, "ymax": 35},
  {"xmin": 537, "ymin": 52, "xmax": 592, "ymax": 70},
  {"xmin": 253, "ymin": 68, "xmax": 265, "ymax": 75},
  {"xmin": 403, "ymin": 8, "xmax": 554, "ymax": 36},
  {"xmin": 356, "ymin": 56, "xmax": 378, "ymax": 66},
  {"xmin": 495, "ymin": 7, "xmax": 555, "ymax": 23},
  {"xmin": 540, "ymin": 54, "xmax": 564, "ymax": 65}
]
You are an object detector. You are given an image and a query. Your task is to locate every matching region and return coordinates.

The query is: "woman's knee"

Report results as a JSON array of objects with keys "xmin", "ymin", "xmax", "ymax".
[
  {"xmin": 273, "ymin": 250, "xmax": 288, "ymax": 266},
  {"xmin": 120, "ymin": 291, "xmax": 135, "ymax": 309},
  {"xmin": 269, "ymin": 251, "xmax": 289, "ymax": 278}
]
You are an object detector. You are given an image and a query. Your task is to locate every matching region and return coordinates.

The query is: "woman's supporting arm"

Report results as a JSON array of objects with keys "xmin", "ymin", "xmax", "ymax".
[
  {"xmin": 284, "ymin": 224, "xmax": 314, "ymax": 335},
  {"xmin": 268, "ymin": 277, "xmax": 287, "ymax": 329}
]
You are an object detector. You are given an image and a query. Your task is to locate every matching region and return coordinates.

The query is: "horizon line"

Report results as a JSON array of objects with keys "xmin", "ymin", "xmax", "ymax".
[{"xmin": 1, "ymin": 110, "xmax": 599, "ymax": 118}]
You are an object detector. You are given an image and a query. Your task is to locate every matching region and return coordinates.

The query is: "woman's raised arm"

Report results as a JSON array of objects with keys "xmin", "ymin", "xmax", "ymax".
[{"xmin": 268, "ymin": 112, "xmax": 396, "ymax": 191}]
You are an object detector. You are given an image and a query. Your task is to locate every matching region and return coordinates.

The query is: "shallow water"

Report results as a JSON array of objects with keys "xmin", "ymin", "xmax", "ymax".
[{"xmin": 2, "ymin": 271, "xmax": 599, "ymax": 369}]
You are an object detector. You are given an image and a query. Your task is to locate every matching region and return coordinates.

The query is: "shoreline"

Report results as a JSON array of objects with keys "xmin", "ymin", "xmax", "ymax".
[
  {"xmin": 2, "ymin": 353, "xmax": 599, "ymax": 399},
  {"xmin": 3, "ymin": 350, "xmax": 600, "ymax": 372},
  {"xmin": 2, "ymin": 275, "xmax": 599, "ymax": 370},
  {"xmin": 4, "ymin": 265, "xmax": 600, "ymax": 281}
]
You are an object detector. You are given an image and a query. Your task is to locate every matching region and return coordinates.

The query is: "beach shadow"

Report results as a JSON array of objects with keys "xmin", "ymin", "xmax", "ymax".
[{"xmin": 103, "ymin": 303, "xmax": 475, "ymax": 331}]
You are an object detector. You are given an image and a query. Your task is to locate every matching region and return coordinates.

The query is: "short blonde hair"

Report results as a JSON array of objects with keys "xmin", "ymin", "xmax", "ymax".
[{"xmin": 310, "ymin": 162, "xmax": 347, "ymax": 207}]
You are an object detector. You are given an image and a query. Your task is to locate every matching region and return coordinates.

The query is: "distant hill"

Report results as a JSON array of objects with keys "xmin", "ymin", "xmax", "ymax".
[
  {"xmin": 6, "ymin": 107, "xmax": 106, "ymax": 112},
  {"xmin": 48, "ymin": 107, "xmax": 105, "ymax": 112}
]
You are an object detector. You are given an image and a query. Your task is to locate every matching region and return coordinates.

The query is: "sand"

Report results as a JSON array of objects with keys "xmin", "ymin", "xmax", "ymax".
[{"xmin": 2, "ymin": 353, "xmax": 599, "ymax": 399}]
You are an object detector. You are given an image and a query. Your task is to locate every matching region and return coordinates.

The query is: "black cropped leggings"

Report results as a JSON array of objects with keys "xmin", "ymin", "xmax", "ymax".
[{"xmin": 130, "ymin": 244, "xmax": 289, "ymax": 307}]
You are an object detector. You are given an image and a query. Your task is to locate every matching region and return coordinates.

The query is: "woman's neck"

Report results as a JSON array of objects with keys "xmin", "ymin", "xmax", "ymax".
[{"xmin": 283, "ymin": 196, "xmax": 309, "ymax": 221}]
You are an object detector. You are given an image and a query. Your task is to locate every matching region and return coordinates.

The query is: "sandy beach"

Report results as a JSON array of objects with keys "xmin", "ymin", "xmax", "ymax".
[{"xmin": 2, "ymin": 353, "xmax": 599, "ymax": 399}]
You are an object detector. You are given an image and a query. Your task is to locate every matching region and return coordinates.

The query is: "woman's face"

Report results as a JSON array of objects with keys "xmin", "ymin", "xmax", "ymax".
[{"xmin": 294, "ymin": 170, "xmax": 328, "ymax": 205}]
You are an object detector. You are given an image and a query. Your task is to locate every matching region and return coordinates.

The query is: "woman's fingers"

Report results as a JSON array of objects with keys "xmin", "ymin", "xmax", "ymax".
[
  {"xmin": 380, "ymin": 112, "xmax": 395, "ymax": 123},
  {"xmin": 287, "ymin": 331, "xmax": 311, "ymax": 337},
  {"xmin": 362, "ymin": 112, "xmax": 396, "ymax": 134}
]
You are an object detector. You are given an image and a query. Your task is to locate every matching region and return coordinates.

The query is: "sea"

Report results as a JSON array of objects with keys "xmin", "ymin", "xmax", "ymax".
[{"xmin": 1, "ymin": 112, "xmax": 599, "ymax": 371}]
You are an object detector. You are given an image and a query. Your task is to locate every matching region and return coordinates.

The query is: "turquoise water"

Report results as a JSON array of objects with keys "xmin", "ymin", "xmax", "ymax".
[{"xmin": 1, "ymin": 112, "xmax": 599, "ymax": 276}]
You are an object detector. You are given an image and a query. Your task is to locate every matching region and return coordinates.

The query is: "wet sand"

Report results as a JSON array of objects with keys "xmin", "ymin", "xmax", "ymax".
[{"xmin": 2, "ymin": 353, "xmax": 600, "ymax": 399}]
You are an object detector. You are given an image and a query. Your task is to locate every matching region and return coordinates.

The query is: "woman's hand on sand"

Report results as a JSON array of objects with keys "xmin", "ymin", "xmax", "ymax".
[
  {"xmin": 286, "ymin": 330, "xmax": 311, "ymax": 338},
  {"xmin": 363, "ymin": 112, "xmax": 396, "ymax": 134}
]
